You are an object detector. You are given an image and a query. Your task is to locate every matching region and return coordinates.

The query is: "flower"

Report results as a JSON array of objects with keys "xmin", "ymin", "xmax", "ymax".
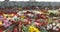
[
  {"xmin": 29, "ymin": 25, "xmax": 40, "ymax": 32},
  {"xmin": 3, "ymin": 20, "xmax": 12, "ymax": 28},
  {"xmin": 20, "ymin": 15, "xmax": 25, "ymax": 19},
  {"xmin": 0, "ymin": 21, "xmax": 3, "ymax": 26}
]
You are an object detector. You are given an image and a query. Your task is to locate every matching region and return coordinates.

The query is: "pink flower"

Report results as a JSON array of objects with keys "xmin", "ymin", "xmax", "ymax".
[{"xmin": 3, "ymin": 20, "xmax": 12, "ymax": 28}]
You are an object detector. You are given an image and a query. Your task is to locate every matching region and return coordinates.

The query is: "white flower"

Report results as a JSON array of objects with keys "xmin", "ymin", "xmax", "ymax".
[
  {"xmin": 33, "ymin": 11, "xmax": 41, "ymax": 14},
  {"xmin": 33, "ymin": 22, "xmax": 40, "ymax": 26},
  {"xmin": 17, "ymin": 11, "xmax": 21, "ymax": 14},
  {"xmin": 22, "ymin": 11, "xmax": 27, "ymax": 13},
  {"xmin": 53, "ymin": 26, "xmax": 57, "ymax": 30},
  {"xmin": 56, "ymin": 23, "xmax": 60, "ymax": 27},
  {"xmin": 12, "ymin": 15, "xmax": 20, "ymax": 21},
  {"xmin": 47, "ymin": 25, "xmax": 51, "ymax": 30},
  {"xmin": 14, "ymin": 15, "xmax": 17, "ymax": 18},
  {"xmin": 52, "ymin": 23, "xmax": 56, "ymax": 26},
  {"xmin": 49, "ymin": 24, "xmax": 52, "ymax": 28},
  {"xmin": 27, "ymin": 14, "xmax": 32, "ymax": 16}
]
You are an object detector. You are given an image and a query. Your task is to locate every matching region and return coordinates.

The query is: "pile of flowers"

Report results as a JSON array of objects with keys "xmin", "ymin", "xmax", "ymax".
[{"xmin": 0, "ymin": 8, "xmax": 60, "ymax": 32}]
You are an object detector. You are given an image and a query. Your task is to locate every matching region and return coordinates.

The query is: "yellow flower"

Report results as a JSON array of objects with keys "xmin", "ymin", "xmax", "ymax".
[
  {"xmin": 3, "ymin": 14, "xmax": 8, "ymax": 16},
  {"xmin": 20, "ymin": 15, "xmax": 25, "ymax": 19},
  {"xmin": 3, "ymin": 14, "xmax": 8, "ymax": 18},
  {"xmin": 0, "ymin": 21, "xmax": 3, "ymax": 26},
  {"xmin": 29, "ymin": 26, "xmax": 40, "ymax": 32},
  {"xmin": 9, "ymin": 14, "xmax": 14, "ymax": 17}
]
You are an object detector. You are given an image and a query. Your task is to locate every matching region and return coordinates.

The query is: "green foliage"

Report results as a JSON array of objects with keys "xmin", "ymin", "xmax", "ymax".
[
  {"xmin": 22, "ymin": 25, "xmax": 29, "ymax": 32},
  {"xmin": 49, "ymin": 13, "xmax": 58, "ymax": 17}
]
